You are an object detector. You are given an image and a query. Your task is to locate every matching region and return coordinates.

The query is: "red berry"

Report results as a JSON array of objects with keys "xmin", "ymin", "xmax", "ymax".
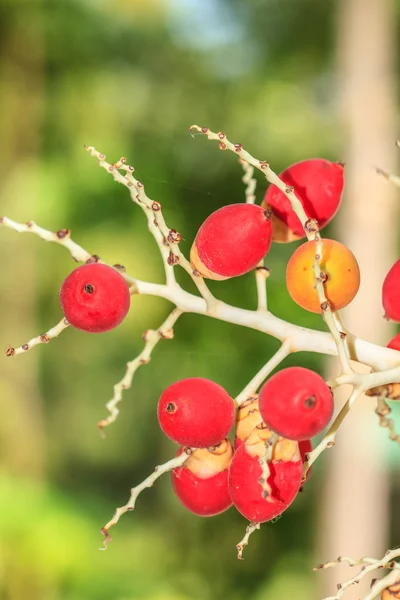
[
  {"xmin": 172, "ymin": 439, "xmax": 233, "ymax": 517},
  {"xmin": 190, "ymin": 204, "xmax": 272, "ymax": 280},
  {"xmin": 383, "ymin": 260, "xmax": 400, "ymax": 322},
  {"xmin": 387, "ymin": 333, "xmax": 400, "ymax": 351},
  {"xmin": 259, "ymin": 367, "xmax": 333, "ymax": 441},
  {"xmin": 60, "ymin": 263, "xmax": 130, "ymax": 333},
  {"xmin": 262, "ymin": 159, "xmax": 344, "ymax": 242},
  {"xmin": 229, "ymin": 424, "xmax": 302, "ymax": 522},
  {"xmin": 157, "ymin": 378, "xmax": 235, "ymax": 447}
]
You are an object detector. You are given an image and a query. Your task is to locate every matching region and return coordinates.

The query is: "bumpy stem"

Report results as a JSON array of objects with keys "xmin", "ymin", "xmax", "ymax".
[
  {"xmin": 239, "ymin": 157, "xmax": 270, "ymax": 311},
  {"xmin": 98, "ymin": 308, "xmax": 183, "ymax": 431},
  {"xmin": 236, "ymin": 521, "xmax": 260, "ymax": 560},
  {"xmin": 5, "ymin": 317, "xmax": 70, "ymax": 356},
  {"xmin": 317, "ymin": 548, "xmax": 400, "ymax": 600},
  {"xmin": 100, "ymin": 448, "xmax": 193, "ymax": 548},
  {"xmin": 85, "ymin": 147, "xmax": 218, "ymax": 309}
]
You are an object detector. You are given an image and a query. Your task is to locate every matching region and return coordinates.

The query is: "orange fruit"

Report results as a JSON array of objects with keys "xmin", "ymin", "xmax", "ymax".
[{"xmin": 286, "ymin": 238, "xmax": 360, "ymax": 313}]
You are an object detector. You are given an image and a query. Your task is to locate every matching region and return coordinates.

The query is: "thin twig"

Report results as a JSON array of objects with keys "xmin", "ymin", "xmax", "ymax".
[
  {"xmin": 100, "ymin": 448, "xmax": 193, "ymax": 549},
  {"xmin": 318, "ymin": 548, "xmax": 400, "ymax": 600},
  {"xmin": 0, "ymin": 215, "xmax": 138, "ymax": 288},
  {"xmin": 5, "ymin": 317, "xmax": 70, "ymax": 357},
  {"xmin": 375, "ymin": 165, "xmax": 400, "ymax": 189},
  {"xmin": 85, "ymin": 147, "xmax": 217, "ymax": 308},
  {"xmin": 236, "ymin": 521, "xmax": 260, "ymax": 560},
  {"xmin": 98, "ymin": 308, "xmax": 183, "ymax": 431}
]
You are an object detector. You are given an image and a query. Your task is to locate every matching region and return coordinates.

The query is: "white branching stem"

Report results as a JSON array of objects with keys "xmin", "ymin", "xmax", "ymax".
[
  {"xmin": 316, "ymin": 548, "xmax": 400, "ymax": 600},
  {"xmin": 132, "ymin": 278, "xmax": 400, "ymax": 375},
  {"xmin": 100, "ymin": 448, "xmax": 192, "ymax": 548},
  {"xmin": 98, "ymin": 308, "xmax": 183, "ymax": 431},
  {"xmin": 315, "ymin": 554, "xmax": 400, "ymax": 571}
]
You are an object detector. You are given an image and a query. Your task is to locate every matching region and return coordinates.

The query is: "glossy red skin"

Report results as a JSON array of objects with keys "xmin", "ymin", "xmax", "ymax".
[
  {"xmin": 60, "ymin": 264, "xmax": 130, "ymax": 333},
  {"xmin": 264, "ymin": 159, "xmax": 344, "ymax": 238},
  {"xmin": 157, "ymin": 378, "xmax": 235, "ymax": 447},
  {"xmin": 172, "ymin": 464, "xmax": 232, "ymax": 517},
  {"xmin": 229, "ymin": 443, "xmax": 302, "ymax": 522},
  {"xmin": 259, "ymin": 367, "xmax": 333, "ymax": 441},
  {"xmin": 194, "ymin": 204, "xmax": 272, "ymax": 277},
  {"xmin": 383, "ymin": 260, "xmax": 400, "ymax": 322},
  {"xmin": 387, "ymin": 333, "xmax": 400, "ymax": 351}
]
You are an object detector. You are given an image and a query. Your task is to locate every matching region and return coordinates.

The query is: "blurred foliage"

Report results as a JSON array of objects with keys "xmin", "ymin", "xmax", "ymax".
[{"xmin": 0, "ymin": 0, "xmax": 398, "ymax": 599}]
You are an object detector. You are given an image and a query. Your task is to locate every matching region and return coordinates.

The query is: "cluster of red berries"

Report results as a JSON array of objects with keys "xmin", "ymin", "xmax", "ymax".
[
  {"xmin": 59, "ymin": 158, "xmax": 359, "ymax": 331},
  {"xmin": 191, "ymin": 158, "xmax": 360, "ymax": 314},
  {"xmin": 56, "ymin": 155, "xmax": 400, "ymax": 528},
  {"xmin": 156, "ymin": 368, "xmax": 332, "ymax": 522}
]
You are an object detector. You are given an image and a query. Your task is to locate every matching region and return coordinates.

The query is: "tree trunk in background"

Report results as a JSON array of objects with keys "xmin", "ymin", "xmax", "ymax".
[
  {"xmin": 0, "ymin": 6, "xmax": 44, "ymax": 479},
  {"xmin": 317, "ymin": 0, "xmax": 398, "ymax": 598}
]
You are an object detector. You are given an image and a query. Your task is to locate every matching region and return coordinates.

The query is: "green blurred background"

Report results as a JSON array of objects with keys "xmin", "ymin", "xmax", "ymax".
[{"xmin": 0, "ymin": 1, "xmax": 399, "ymax": 599}]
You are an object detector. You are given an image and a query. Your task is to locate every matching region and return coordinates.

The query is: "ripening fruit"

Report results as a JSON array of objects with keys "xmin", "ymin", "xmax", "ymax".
[
  {"xmin": 382, "ymin": 259, "xmax": 400, "ymax": 322},
  {"xmin": 190, "ymin": 203, "xmax": 272, "ymax": 280},
  {"xmin": 235, "ymin": 398, "xmax": 313, "ymax": 479},
  {"xmin": 157, "ymin": 378, "xmax": 235, "ymax": 447},
  {"xmin": 286, "ymin": 238, "xmax": 360, "ymax": 313},
  {"xmin": 172, "ymin": 439, "xmax": 233, "ymax": 516},
  {"xmin": 234, "ymin": 396, "xmax": 263, "ymax": 449},
  {"xmin": 60, "ymin": 263, "xmax": 131, "ymax": 333},
  {"xmin": 387, "ymin": 333, "xmax": 400, "ymax": 351},
  {"xmin": 229, "ymin": 424, "xmax": 302, "ymax": 522},
  {"xmin": 262, "ymin": 159, "xmax": 344, "ymax": 242},
  {"xmin": 259, "ymin": 367, "xmax": 333, "ymax": 441}
]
